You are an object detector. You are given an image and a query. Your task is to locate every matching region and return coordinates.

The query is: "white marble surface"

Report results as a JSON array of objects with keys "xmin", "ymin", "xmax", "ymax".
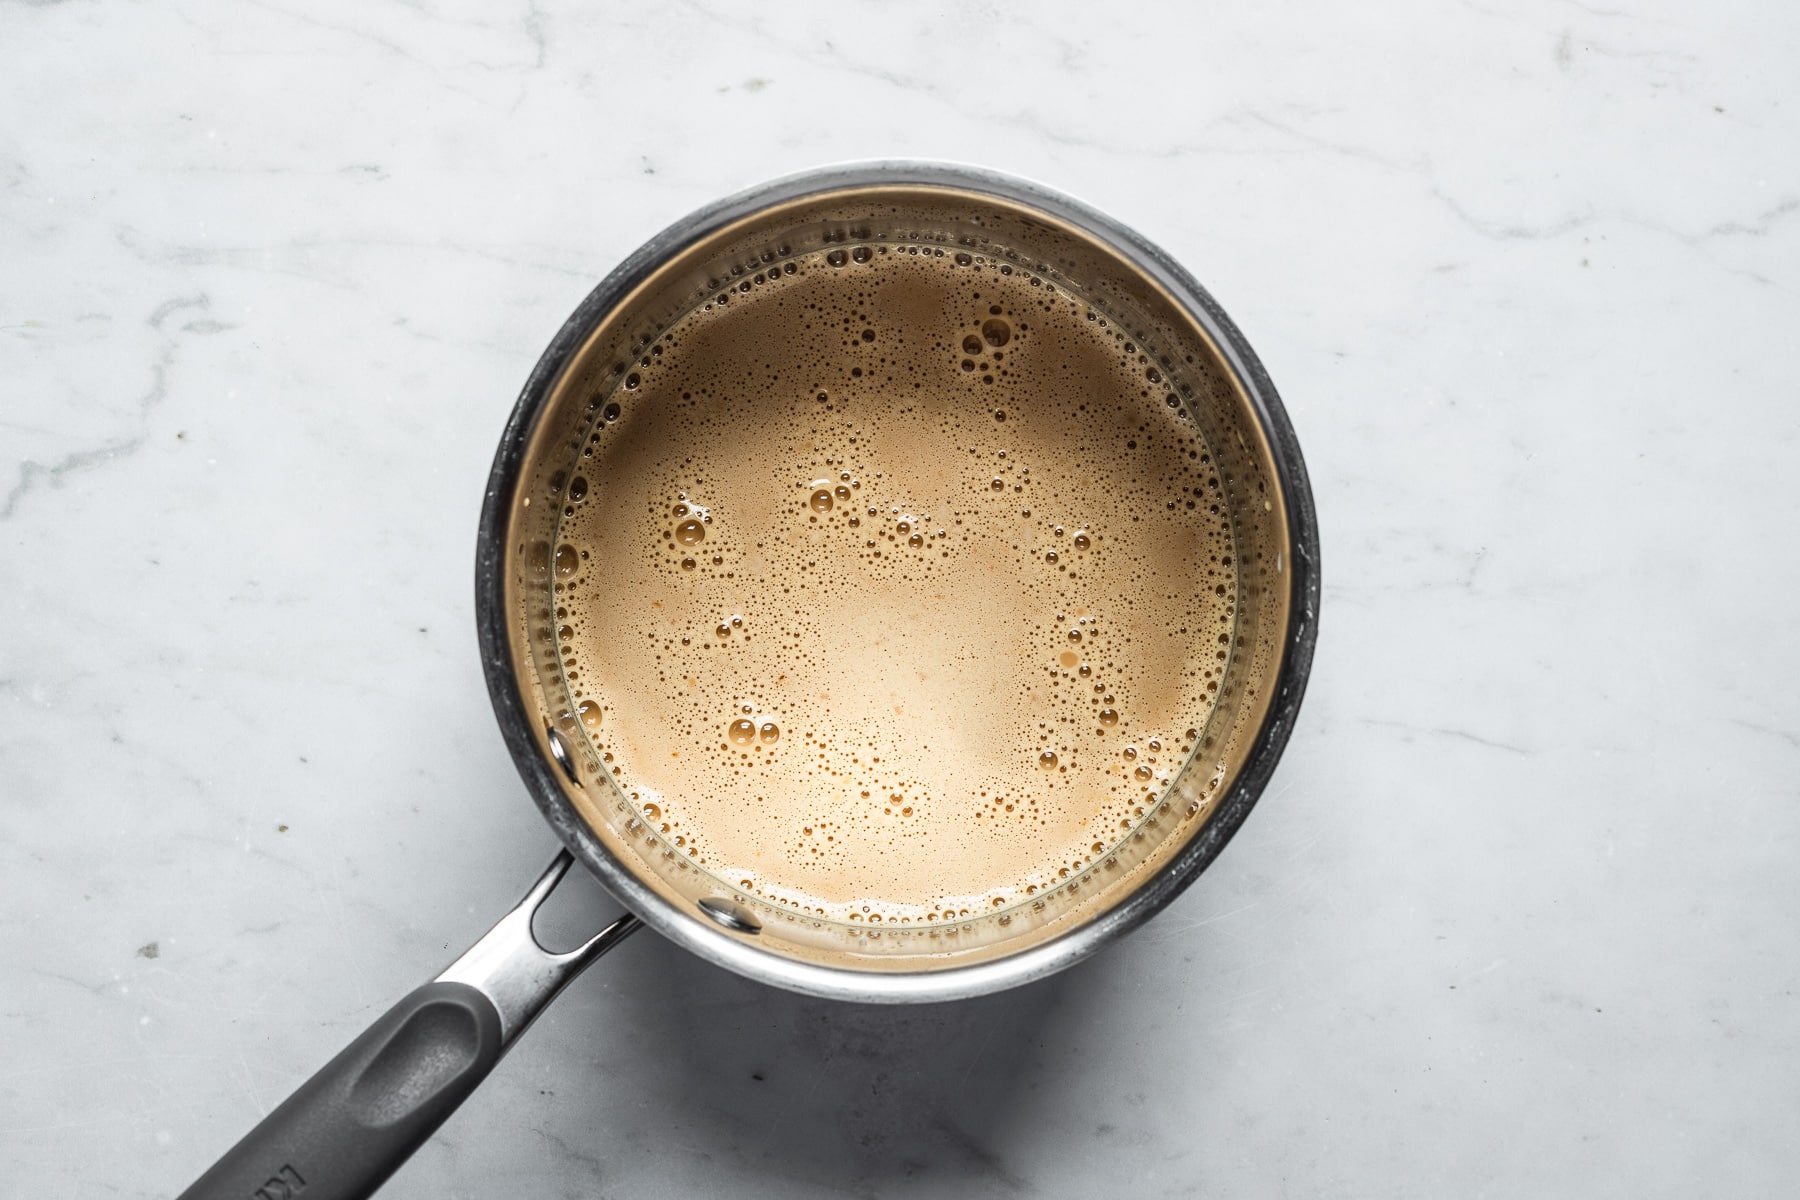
[{"xmin": 4, "ymin": 1, "xmax": 1798, "ymax": 1195}]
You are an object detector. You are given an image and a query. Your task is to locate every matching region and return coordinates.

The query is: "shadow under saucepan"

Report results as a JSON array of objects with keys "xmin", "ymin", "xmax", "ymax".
[
  {"xmin": 516, "ymin": 846, "xmax": 1105, "ymax": 1199},
  {"xmin": 601, "ymin": 930, "xmax": 1087, "ymax": 1197}
]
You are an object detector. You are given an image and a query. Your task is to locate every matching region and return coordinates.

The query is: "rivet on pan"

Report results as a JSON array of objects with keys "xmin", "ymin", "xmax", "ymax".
[
  {"xmin": 698, "ymin": 897, "xmax": 762, "ymax": 935},
  {"xmin": 545, "ymin": 723, "xmax": 579, "ymax": 785}
]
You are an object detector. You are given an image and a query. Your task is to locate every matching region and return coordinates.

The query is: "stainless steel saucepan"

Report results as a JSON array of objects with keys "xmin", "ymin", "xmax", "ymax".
[{"xmin": 178, "ymin": 162, "xmax": 1319, "ymax": 1200}]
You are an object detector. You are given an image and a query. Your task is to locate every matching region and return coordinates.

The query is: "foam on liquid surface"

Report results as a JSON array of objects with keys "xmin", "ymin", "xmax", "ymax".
[{"xmin": 552, "ymin": 245, "xmax": 1236, "ymax": 925}]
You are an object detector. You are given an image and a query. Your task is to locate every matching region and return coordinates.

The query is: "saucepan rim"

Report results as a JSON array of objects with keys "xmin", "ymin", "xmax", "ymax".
[{"xmin": 473, "ymin": 159, "xmax": 1320, "ymax": 1003}]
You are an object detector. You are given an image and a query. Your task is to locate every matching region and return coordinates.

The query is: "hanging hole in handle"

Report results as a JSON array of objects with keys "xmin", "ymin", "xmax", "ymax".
[
  {"xmin": 698, "ymin": 897, "xmax": 762, "ymax": 935},
  {"xmin": 529, "ymin": 859, "xmax": 627, "ymax": 954},
  {"xmin": 545, "ymin": 722, "xmax": 579, "ymax": 784}
]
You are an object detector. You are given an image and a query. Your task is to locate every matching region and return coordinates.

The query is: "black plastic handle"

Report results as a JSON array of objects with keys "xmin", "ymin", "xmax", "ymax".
[
  {"xmin": 176, "ymin": 852, "xmax": 638, "ymax": 1200},
  {"xmin": 177, "ymin": 982, "xmax": 503, "ymax": 1200}
]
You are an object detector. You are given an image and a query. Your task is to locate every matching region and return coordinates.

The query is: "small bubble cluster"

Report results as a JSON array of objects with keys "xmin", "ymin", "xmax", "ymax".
[{"xmin": 543, "ymin": 242, "xmax": 1236, "ymax": 926}]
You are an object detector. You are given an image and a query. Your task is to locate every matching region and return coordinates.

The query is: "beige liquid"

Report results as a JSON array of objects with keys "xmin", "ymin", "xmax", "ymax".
[{"xmin": 551, "ymin": 244, "xmax": 1235, "ymax": 925}]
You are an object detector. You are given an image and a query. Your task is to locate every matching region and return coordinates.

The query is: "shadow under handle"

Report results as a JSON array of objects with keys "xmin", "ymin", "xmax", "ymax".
[{"xmin": 177, "ymin": 852, "xmax": 639, "ymax": 1200}]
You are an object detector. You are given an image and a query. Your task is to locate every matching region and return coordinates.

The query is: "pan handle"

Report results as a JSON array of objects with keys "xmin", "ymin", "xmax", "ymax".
[{"xmin": 176, "ymin": 852, "xmax": 639, "ymax": 1200}]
